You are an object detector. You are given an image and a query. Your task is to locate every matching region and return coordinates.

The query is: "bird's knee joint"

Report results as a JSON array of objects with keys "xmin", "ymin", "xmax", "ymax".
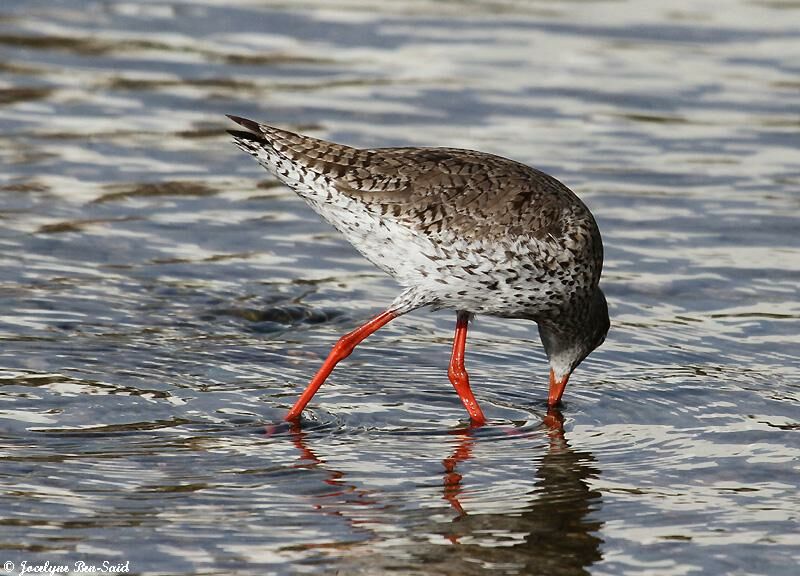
[
  {"xmin": 331, "ymin": 338, "xmax": 355, "ymax": 361},
  {"xmin": 448, "ymin": 365, "xmax": 468, "ymax": 383}
]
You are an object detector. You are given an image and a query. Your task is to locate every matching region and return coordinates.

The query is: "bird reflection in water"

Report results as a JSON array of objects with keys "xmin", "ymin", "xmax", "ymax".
[
  {"xmin": 436, "ymin": 408, "xmax": 603, "ymax": 574},
  {"xmin": 277, "ymin": 409, "xmax": 603, "ymax": 574}
]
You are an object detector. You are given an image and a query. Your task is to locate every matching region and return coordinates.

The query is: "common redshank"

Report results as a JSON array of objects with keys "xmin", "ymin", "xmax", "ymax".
[{"xmin": 227, "ymin": 115, "xmax": 609, "ymax": 425}]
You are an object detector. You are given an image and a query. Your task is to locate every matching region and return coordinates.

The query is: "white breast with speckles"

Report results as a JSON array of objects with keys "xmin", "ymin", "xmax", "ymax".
[{"xmin": 306, "ymin": 190, "xmax": 571, "ymax": 318}]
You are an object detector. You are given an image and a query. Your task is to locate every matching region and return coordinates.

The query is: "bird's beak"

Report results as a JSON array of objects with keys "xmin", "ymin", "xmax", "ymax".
[{"xmin": 548, "ymin": 369, "xmax": 570, "ymax": 407}]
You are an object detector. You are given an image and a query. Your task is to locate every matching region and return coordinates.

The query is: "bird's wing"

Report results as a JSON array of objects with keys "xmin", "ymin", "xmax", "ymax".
[
  {"xmin": 227, "ymin": 116, "xmax": 579, "ymax": 243},
  {"xmin": 336, "ymin": 147, "xmax": 577, "ymax": 244}
]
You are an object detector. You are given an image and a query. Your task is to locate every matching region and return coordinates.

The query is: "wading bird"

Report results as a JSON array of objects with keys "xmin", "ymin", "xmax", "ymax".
[{"xmin": 228, "ymin": 115, "xmax": 609, "ymax": 425}]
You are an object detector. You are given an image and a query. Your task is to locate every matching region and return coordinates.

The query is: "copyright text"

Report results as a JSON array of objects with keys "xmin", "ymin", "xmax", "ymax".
[{"xmin": 3, "ymin": 560, "xmax": 131, "ymax": 576}]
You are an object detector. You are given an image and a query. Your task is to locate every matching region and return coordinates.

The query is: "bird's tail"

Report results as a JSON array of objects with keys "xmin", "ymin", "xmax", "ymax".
[
  {"xmin": 228, "ymin": 115, "xmax": 310, "ymax": 195},
  {"xmin": 227, "ymin": 115, "xmax": 357, "ymax": 202}
]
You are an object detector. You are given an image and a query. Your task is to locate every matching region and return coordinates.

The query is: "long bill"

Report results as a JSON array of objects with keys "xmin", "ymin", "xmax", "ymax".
[{"xmin": 548, "ymin": 369, "xmax": 570, "ymax": 407}]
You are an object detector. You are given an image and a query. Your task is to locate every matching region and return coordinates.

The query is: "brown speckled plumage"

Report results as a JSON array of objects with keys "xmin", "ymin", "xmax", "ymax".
[{"xmin": 227, "ymin": 115, "xmax": 609, "ymax": 419}]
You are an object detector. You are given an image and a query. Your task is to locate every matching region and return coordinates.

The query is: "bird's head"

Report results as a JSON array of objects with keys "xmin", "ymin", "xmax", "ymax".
[{"xmin": 538, "ymin": 288, "xmax": 609, "ymax": 406}]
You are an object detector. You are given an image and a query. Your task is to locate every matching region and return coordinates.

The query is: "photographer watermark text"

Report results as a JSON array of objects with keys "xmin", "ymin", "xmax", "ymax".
[{"xmin": 3, "ymin": 560, "xmax": 130, "ymax": 576}]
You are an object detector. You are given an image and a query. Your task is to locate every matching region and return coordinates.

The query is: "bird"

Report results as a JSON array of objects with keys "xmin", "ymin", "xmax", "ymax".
[{"xmin": 227, "ymin": 115, "xmax": 609, "ymax": 425}]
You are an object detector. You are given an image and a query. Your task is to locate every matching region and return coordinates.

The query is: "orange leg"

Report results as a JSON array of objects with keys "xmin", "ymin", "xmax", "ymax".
[
  {"xmin": 447, "ymin": 311, "xmax": 487, "ymax": 425},
  {"xmin": 285, "ymin": 310, "xmax": 397, "ymax": 421}
]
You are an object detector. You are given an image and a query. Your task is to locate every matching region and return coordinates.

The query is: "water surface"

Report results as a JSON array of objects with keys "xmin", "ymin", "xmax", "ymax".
[{"xmin": 0, "ymin": 1, "xmax": 798, "ymax": 575}]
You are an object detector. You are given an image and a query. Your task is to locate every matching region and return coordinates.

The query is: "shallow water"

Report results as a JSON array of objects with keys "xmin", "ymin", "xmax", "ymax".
[{"xmin": 1, "ymin": 1, "xmax": 798, "ymax": 575}]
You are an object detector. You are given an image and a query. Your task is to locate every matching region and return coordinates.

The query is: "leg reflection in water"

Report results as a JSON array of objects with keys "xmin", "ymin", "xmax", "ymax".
[
  {"xmin": 441, "ymin": 427, "xmax": 475, "ymax": 520},
  {"xmin": 436, "ymin": 407, "xmax": 604, "ymax": 573},
  {"xmin": 276, "ymin": 408, "xmax": 603, "ymax": 574}
]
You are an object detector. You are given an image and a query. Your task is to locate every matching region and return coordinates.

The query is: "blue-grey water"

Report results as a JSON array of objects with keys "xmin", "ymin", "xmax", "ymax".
[{"xmin": 1, "ymin": 1, "xmax": 798, "ymax": 575}]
